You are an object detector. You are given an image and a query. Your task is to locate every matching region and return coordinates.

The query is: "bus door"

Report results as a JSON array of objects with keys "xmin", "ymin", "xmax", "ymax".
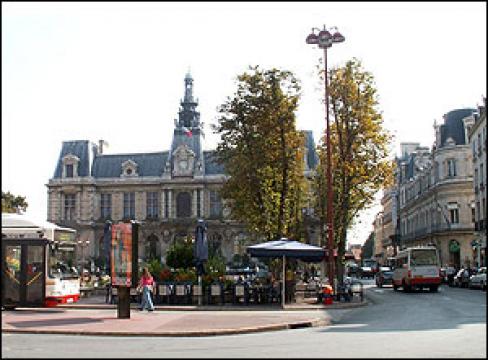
[{"xmin": 2, "ymin": 238, "xmax": 47, "ymax": 308}]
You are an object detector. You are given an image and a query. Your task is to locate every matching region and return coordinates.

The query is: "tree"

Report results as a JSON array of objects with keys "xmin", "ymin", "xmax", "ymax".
[
  {"xmin": 212, "ymin": 66, "xmax": 308, "ymax": 241},
  {"xmin": 166, "ymin": 240, "xmax": 194, "ymax": 270},
  {"xmin": 314, "ymin": 58, "xmax": 393, "ymax": 283},
  {"xmin": 2, "ymin": 191, "xmax": 28, "ymax": 213}
]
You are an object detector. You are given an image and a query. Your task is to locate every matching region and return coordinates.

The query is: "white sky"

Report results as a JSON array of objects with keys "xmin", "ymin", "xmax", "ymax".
[{"xmin": 2, "ymin": 2, "xmax": 486, "ymax": 245}]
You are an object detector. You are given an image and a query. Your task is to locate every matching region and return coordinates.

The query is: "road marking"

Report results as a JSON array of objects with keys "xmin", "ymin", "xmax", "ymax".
[{"xmin": 373, "ymin": 289, "xmax": 384, "ymax": 293}]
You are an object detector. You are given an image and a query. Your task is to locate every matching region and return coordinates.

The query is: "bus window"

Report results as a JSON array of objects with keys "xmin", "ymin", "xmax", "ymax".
[
  {"xmin": 410, "ymin": 250, "xmax": 438, "ymax": 266},
  {"xmin": 49, "ymin": 243, "xmax": 79, "ymax": 279}
]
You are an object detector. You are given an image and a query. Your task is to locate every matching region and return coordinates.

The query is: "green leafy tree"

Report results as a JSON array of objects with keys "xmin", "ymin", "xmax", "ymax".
[
  {"xmin": 166, "ymin": 241, "xmax": 194, "ymax": 270},
  {"xmin": 314, "ymin": 58, "xmax": 393, "ymax": 283},
  {"xmin": 2, "ymin": 191, "xmax": 28, "ymax": 213},
  {"xmin": 213, "ymin": 66, "xmax": 307, "ymax": 240}
]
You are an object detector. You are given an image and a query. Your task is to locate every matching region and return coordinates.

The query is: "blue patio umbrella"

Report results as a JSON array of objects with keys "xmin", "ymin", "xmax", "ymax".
[
  {"xmin": 194, "ymin": 219, "xmax": 208, "ymax": 276},
  {"xmin": 247, "ymin": 238, "xmax": 325, "ymax": 307}
]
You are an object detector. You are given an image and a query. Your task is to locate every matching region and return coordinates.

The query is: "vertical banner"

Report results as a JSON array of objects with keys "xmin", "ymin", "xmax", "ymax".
[{"xmin": 110, "ymin": 223, "xmax": 138, "ymax": 287}]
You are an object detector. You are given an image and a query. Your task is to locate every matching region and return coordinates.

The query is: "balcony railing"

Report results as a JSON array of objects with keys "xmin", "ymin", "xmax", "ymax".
[{"xmin": 401, "ymin": 223, "xmax": 475, "ymax": 242}]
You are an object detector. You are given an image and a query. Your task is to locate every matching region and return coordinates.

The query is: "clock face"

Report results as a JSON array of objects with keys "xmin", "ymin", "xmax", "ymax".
[{"xmin": 179, "ymin": 160, "xmax": 188, "ymax": 170}]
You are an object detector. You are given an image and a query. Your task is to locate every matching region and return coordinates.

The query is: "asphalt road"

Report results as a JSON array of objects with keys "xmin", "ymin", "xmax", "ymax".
[{"xmin": 2, "ymin": 281, "xmax": 486, "ymax": 358}]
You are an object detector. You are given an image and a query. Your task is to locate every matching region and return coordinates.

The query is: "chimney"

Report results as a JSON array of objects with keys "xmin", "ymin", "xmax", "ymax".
[{"xmin": 98, "ymin": 140, "xmax": 104, "ymax": 155}]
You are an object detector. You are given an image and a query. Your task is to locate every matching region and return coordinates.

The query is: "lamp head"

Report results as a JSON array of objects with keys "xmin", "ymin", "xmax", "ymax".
[
  {"xmin": 332, "ymin": 31, "xmax": 345, "ymax": 43},
  {"xmin": 318, "ymin": 29, "xmax": 332, "ymax": 47},
  {"xmin": 306, "ymin": 32, "xmax": 319, "ymax": 45}
]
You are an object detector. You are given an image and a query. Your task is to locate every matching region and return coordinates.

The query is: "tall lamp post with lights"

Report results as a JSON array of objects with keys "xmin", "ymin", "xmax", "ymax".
[
  {"xmin": 305, "ymin": 25, "xmax": 345, "ymax": 288},
  {"xmin": 77, "ymin": 239, "xmax": 90, "ymax": 272}
]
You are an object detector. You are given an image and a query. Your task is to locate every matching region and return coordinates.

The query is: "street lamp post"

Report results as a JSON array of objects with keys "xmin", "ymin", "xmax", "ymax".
[
  {"xmin": 306, "ymin": 25, "xmax": 345, "ymax": 289},
  {"xmin": 77, "ymin": 239, "xmax": 90, "ymax": 272}
]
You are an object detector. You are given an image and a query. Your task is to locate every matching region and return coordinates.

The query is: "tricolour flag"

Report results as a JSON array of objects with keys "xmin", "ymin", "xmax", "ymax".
[{"xmin": 182, "ymin": 126, "xmax": 192, "ymax": 138}]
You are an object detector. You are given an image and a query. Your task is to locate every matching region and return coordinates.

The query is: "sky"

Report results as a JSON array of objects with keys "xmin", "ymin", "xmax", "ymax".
[{"xmin": 2, "ymin": 2, "xmax": 486, "ymax": 245}]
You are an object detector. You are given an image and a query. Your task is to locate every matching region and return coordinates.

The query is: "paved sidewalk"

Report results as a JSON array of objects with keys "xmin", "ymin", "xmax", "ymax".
[{"xmin": 2, "ymin": 296, "xmax": 368, "ymax": 337}]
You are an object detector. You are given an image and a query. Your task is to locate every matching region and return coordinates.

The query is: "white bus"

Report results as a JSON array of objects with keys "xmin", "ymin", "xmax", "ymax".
[
  {"xmin": 392, "ymin": 246, "xmax": 442, "ymax": 292},
  {"xmin": 2, "ymin": 214, "xmax": 80, "ymax": 308}
]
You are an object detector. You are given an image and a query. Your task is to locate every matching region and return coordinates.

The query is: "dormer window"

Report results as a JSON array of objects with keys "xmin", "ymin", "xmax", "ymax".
[
  {"xmin": 66, "ymin": 164, "xmax": 74, "ymax": 178},
  {"xmin": 444, "ymin": 137, "xmax": 456, "ymax": 147},
  {"xmin": 121, "ymin": 159, "xmax": 138, "ymax": 177},
  {"xmin": 62, "ymin": 154, "xmax": 80, "ymax": 178}
]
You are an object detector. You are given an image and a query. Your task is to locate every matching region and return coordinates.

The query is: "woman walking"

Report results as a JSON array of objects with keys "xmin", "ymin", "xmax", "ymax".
[{"xmin": 138, "ymin": 267, "xmax": 155, "ymax": 311}]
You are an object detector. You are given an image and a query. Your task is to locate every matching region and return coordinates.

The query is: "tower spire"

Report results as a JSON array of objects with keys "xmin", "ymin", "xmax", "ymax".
[{"xmin": 184, "ymin": 70, "xmax": 194, "ymax": 103}]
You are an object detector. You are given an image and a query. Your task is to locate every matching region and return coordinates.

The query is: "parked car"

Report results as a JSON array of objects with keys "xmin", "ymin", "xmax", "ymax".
[
  {"xmin": 453, "ymin": 269, "xmax": 471, "ymax": 288},
  {"xmin": 375, "ymin": 267, "xmax": 394, "ymax": 288},
  {"xmin": 468, "ymin": 267, "xmax": 486, "ymax": 290},
  {"xmin": 346, "ymin": 263, "xmax": 360, "ymax": 277}
]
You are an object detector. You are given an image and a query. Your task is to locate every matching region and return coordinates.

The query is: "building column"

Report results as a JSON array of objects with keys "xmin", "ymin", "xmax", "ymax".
[{"xmin": 193, "ymin": 189, "xmax": 198, "ymax": 217}]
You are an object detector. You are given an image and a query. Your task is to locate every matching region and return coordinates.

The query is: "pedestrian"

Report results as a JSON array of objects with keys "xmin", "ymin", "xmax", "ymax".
[{"xmin": 138, "ymin": 267, "xmax": 155, "ymax": 312}]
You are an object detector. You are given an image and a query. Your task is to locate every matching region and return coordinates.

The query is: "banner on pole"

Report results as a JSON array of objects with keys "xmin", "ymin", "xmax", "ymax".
[{"xmin": 110, "ymin": 222, "xmax": 138, "ymax": 287}]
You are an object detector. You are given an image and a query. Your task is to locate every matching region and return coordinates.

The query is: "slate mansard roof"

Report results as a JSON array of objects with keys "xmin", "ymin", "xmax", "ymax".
[
  {"xmin": 52, "ymin": 137, "xmax": 317, "ymax": 180},
  {"xmin": 53, "ymin": 140, "xmax": 91, "ymax": 178},
  {"xmin": 439, "ymin": 108, "xmax": 476, "ymax": 147},
  {"xmin": 91, "ymin": 152, "xmax": 169, "ymax": 178},
  {"xmin": 52, "ymin": 141, "xmax": 228, "ymax": 179}
]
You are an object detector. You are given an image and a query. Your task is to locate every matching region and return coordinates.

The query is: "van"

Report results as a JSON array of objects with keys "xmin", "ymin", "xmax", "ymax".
[{"xmin": 392, "ymin": 247, "xmax": 441, "ymax": 292}]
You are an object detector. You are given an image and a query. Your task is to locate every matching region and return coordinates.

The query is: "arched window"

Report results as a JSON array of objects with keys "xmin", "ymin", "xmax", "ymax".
[
  {"xmin": 176, "ymin": 192, "xmax": 191, "ymax": 218},
  {"xmin": 146, "ymin": 234, "xmax": 159, "ymax": 260}
]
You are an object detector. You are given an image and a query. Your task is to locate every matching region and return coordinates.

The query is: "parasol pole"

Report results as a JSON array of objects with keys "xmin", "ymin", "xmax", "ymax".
[{"xmin": 282, "ymin": 255, "xmax": 286, "ymax": 309}]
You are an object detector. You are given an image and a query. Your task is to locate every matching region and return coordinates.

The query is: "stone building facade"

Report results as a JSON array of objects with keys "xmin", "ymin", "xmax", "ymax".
[
  {"xmin": 393, "ymin": 109, "xmax": 477, "ymax": 268},
  {"xmin": 46, "ymin": 73, "xmax": 319, "ymax": 268},
  {"xmin": 467, "ymin": 102, "xmax": 486, "ymax": 266}
]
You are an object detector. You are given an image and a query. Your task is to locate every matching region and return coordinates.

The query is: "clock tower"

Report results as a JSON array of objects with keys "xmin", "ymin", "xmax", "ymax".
[{"xmin": 165, "ymin": 72, "xmax": 205, "ymax": 178}]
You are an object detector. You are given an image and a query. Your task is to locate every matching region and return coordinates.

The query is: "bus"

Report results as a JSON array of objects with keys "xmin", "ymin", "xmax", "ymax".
[
  {"xmin": 2, "ymin": 213, "xmax": 80, "ymax": 308},
  {"xmin": 392, "ymin": 246, "xmax": 441, "ymax": 292}
]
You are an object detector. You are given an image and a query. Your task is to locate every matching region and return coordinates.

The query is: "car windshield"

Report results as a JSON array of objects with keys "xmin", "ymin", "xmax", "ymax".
[{"xmin": 410, "ymin": 250, "xmax": 438, "ymax": 266}]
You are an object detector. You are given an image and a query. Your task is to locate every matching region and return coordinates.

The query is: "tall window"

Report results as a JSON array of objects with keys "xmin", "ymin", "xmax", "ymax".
[
  {"xmin": 101, "ymin": 193, "xmax": 112, "ymax": 219},
  {"xmin": 66, "ymin": 164, "xmax": 74, "ymax": 178},
  {"xmin": 448, "ymin": 203, "xmax": 459, "ymax": 224},
  {"xmin": 164, "ymin": 190, "xmax": 169, "ymax": 218},
  {"xmin": 64, "ymin": 194, "xmax": 76, "ymax": 221},
  {"xmin": 176, "ymin": 192, "xmax": 191, "ymax": 218},
  {"xmin": 123, "ymin": 192, "xmax": 135, "ymax": 220},
  {"xmin": 480, "ymin": 164, "xmax": 484, "ymax": 186},
  {"xmin": 210, "ymin": 190, "xmax": 222, "ymax": 218},
  {"xmin": 146, "ymin": 192, "xmax": 159, "ymax": 219},
  {"xmin": 197, "ymin": 190, "xmax": 201, "ymax": 218},
  {"xmin": 447, "ymin": 159, "xmax": 456, "ymax": 177}
]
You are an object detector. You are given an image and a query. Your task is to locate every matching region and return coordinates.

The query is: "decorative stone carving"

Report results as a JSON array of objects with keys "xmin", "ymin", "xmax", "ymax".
[
  {"xmin": 172, "ymin": 145, "xmax": 195, "ymax": 177},
  {"xmin": 121, "ymin": 159, "xmax": 138, "ymax": 177}
]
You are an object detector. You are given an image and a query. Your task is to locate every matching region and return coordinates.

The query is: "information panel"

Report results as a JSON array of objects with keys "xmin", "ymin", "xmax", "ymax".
[{"xmin": 110, "ymin": 223, "xmax": 138, "ymax": 287}]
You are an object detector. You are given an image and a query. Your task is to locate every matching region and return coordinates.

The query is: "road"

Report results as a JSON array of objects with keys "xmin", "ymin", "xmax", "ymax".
[{"xmin": 2, "ymin": 281, "xmax": 486, "ymax": 358}]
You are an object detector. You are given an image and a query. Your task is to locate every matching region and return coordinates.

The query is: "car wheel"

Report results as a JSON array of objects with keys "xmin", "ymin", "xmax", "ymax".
[
  {"xmin": 429, "ymin": 285, "xmax": 438, "ymax": 292},
  {"xmin": 393, "ymin": 283, "xmax": 399, "ymax": 291},
  {"xmin": 378, "ymin": 281, "xmax": 383, "ymax": 288}
]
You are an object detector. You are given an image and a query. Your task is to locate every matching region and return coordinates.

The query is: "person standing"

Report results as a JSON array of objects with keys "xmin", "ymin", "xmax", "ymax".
[{"xmin": 138, "ymin": 267, "xmax": 155, "ymax": 311}]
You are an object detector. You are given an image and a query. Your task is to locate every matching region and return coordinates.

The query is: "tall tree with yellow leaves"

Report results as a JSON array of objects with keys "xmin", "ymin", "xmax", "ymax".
[{"xmin": 314, "ymin": 58, "xmax": 393, "ymax": 282}]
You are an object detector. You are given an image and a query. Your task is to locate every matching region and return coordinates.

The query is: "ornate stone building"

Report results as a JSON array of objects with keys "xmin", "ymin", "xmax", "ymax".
[
  {"xmin": 467, "ymin": 102, "xmax": 486, "ymax": 266},
  {"xmin": 46, "ymin": 73, "xmax": 319, "ymax": 267},
  {"xmin": 394, "ymin": 109, "xmax": 477, "ymax": 268}
]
